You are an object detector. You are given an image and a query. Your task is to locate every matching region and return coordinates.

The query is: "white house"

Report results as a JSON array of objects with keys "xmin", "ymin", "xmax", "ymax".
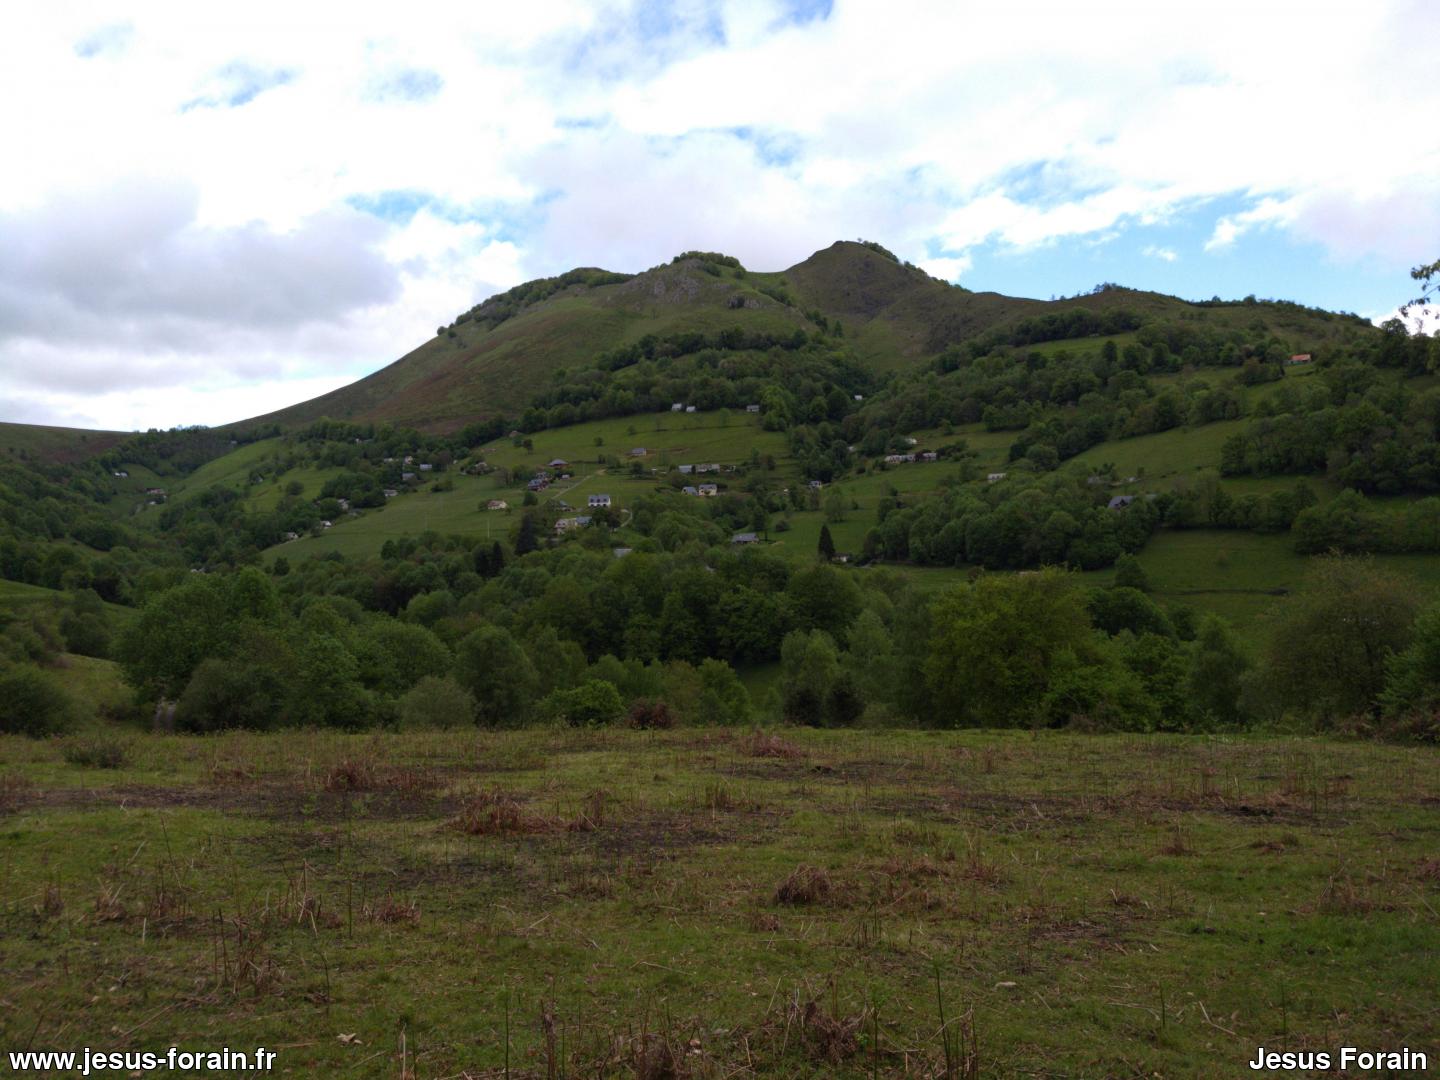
[
  {"xmin": 671, "ymin": 402, "xmax": 684, "ymax": 412},
  {"xmin": 697, "ymin": 483, "xmax": 718, "ymax": 497},
  {"xmin": 486, "ymin": 499, "xmax": 508, "ymax": 511},
  {"xmin": 588, "ymin": 493, "xmax": 612, "ymax": 508},
  {"xmin": 987, "ymin": 472, "xmax": 1007, "ymax": 483},
  {"xmin": 745, "ymin": 404, "xmax": 761, "ymax": 413}
]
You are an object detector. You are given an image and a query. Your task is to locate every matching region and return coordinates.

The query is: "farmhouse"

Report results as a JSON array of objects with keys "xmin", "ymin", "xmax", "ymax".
[
  {"xmin": 112, "ymin": 470, "xmax": 128, "ymax": 478},
  {"xmin": 629, "ymin": 447, "xmax": 647, "ymax": 457},
  {"xmin": 921, "ymin": 451, "xmax": 938, "ymax": 462},
  {"xmin": 671, "ymin": 403, "xmax": 684, "ymax": 412},
  {"xmin": 554, "ymin": 515, "xmax": 592, "ymax": 534},
  {"xmin": 418, "ymin": 463, "xmax": 433, "ymax": 472},
  {"xmin": 401, "ymin": 472, "xmax": 416, "ymax": 481},
  {"xmin": 745, "ymin": 404, "xmax": 760, "ymax": 413},
  {"xmin": 678, "ymin": 465, "xmax": 694, "ymax": 475},
  {"xmin": 486, "ymin": 500, "xmax": 508, "ymax": 511},
  {"xmin": 695, "ymin": 463, "xmax": 720, "ymax": 474},
  {"xmin": 682, "ymin": 485, "xmax": 699, "ymax": 496},
  {"xmin": 548, "ymin": 458, "xmax": 569, "ymax": 468},
  {"xmin": 1287, "ymin": 353, "xmax": 1313, "ymax": 366},
  {"xmin": 987, "ymin": 472, "xmax": 1007, "ymax": 483},
  {"xmin": 1108, "ymin": 495, "xmax": 1136, "ymax": 510},
  {"xmin": 383, "ymin": 489, "xmax": 398, "ymax": 498},
  {"xmin": 588, "ymin": 494, "xmax": 612, "ymax": 508},
  {"xmin": 731, "ymin": 531, "xmax": 759, "ymax": 544},
  {"xmin": 685, "ymin": 405, "xmax": 697, "ymax": 413},
  {"xmin": 697, "ymin": 483, "xmax": 718, "ymax": 497}
]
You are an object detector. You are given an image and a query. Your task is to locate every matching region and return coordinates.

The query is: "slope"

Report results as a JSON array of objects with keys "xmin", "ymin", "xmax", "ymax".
[{"xmin": 233, "ymin": 241, "xmax": 1379, "ymax": 438}]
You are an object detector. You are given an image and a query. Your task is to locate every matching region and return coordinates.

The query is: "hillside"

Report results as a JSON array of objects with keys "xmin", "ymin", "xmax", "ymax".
[{"xmin": 235, "ymin": 241, "xmax": 1377, "ymax": 435}]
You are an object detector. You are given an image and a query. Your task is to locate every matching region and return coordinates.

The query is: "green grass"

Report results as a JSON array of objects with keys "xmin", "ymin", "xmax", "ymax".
[{"xmin": 1, "ymin": 726, "xmax": 1435, "ymax": 1077}]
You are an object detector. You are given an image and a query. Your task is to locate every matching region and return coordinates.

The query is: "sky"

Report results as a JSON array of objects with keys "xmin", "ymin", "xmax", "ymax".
[{"xmin": 1, "ymin": 0, "xmax": 1436, "ymax": 432}]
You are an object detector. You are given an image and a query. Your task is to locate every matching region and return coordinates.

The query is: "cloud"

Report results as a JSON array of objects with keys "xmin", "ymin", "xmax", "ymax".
[
  {"xmin": 365, "ymin": 68, "xmax": 445, "ymax": 104},
  {"xmin": 182, "ymin": 61, "xmax": 296, "ymax": 111},
  {"xmin": 74, "ymin": 22, "xmax": 132, "ymax": 59},
  {"xmin": 3, "ymin": 0, "xmax": 1438, "ymax": 430}
]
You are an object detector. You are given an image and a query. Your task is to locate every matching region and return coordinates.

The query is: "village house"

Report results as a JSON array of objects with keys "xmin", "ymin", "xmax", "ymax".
[
  {"xmin": 697, "ymin": 483, "xmax": 718, "ymax": 497},
  {"xmin": 685, "ymin": 405, "xmax": 697, "ymax": 413},
  {"xmin": 696, "ymin": 463, "xmax": 720, "ymax": 474},
  {"xmin": 745, "ymin": 404, "xmax": 761, "ymax": 413},
  {"xmin": 682, "ymin": 485, "xmax": 699, "ymax": 496},
  {"xmin": 612, "ymin": 547, "xmax": 633, "ymax": 558},
  {"xmin": 145, "ymin": 487, "xmax": 166, "ymax": 496},
  {"xmin": 588, "ymin": 493, "xmax": 612, "ymax": 508},
  {"xmin": 418, "ymin": 463, "xmax": 433, "ymax": 472},
  {"xmin": 1107, "ymin": 495, "xmax": 1136, "ymax": 510},
  {"xmin": 384, "ymin": 489, "xmax": 398, "ymax": 498},
  {"xmin": 921, "ymin": 451, "xmax": 938, "ymax": 462},
  {"xmin": 284, "ymin": 531, "xmax": 299, "ymax": 542},
  {"xmin": 808, "ymin": 479, "xmax": 824, "ymax": 489},
  {"xmin": 554, "ymin": 515, "xmax": 592, "ymax": 534},
  {"xmin": 320, "ymin": 520, "xmax": 333, "ymax": 529},
  {"xmin": 401, "ymin": 472, "xmax": 416, "ymax": 482},
  {"xmin": 987, "ymin": 472, "xmax": 1007, "ymax": 483},
  {"xmin": 486, "ymin": 499, "xmax": 508, "ymax": 511},
  {"xmin": 671, "ymin": 402, "xmax": 684, "ymax": 412},
  {"xmin": 1287, "ymin": 353, "xmax": 1313, "ymax": 366},
  {"xmin": 548, "ymin": 458, "xmax": 569, "ymax": 469},
  {"xmin": 677, "ymin": 464, "xmax": 694, "ymax": 475},
  {"xmin": 629, "ymin": 447, "xmax": 647, "ymax": 457},
  {"xmin": 731, "ymin": 531, "xmax": 759, "ymax": 544},
  {"xmin": 112, "ymin": 470, "xmax": 128, "ymax": 478}
]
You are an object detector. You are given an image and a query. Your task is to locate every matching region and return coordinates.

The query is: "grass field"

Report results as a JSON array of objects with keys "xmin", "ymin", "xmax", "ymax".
[{"xmin": 1, "ymin": 726, "xmax": 1435, "ymax": 1078}]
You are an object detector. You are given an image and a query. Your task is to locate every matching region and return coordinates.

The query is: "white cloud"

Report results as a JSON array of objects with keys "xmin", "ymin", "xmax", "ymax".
[{"xmin": 1, "ymin": 0, "xmax": 1437, "ymax": 429}]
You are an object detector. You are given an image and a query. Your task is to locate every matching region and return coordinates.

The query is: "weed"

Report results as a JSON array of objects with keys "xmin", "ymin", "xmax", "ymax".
[
  {"xmin": 741, "ymin": 729, "xmax": 804, "ymax": 760},
  {"xmin": 452, "ymin": 788, "xmax": 549, "ymax": 835},
  {"xmin": 322, "ymin": 757, "xmax": 377, "ymax": 792},
  {"xmin": 775, "ymin": 864, "xmax": 831, "ymax": 905},
  {"xmin": 61, "ymin": 735, "xmax": 131, "ymax": 769}
]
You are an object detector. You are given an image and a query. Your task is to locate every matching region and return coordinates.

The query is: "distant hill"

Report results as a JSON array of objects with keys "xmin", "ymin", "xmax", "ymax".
[
  {"xmin": 0, "ymin": 421, "xmax": 125, "ymax": 464},
  {"xmin": 236, "ymin": 241, "xmax": 1377, "ymax": 435}
]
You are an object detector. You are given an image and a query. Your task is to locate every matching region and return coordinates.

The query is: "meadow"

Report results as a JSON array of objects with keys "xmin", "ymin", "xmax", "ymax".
[{"xmin": 1, "ymin": 726, "xmax": 1436, "ymax": 1078}]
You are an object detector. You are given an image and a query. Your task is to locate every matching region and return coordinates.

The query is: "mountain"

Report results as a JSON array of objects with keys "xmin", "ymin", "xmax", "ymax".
[{"xmin": 237, "ymin": 241, "xmax": 1377, "ymax": 435}]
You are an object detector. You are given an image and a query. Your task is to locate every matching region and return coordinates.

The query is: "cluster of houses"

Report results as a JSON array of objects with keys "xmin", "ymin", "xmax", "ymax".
[
  {"xmin": 681, "ymin": 483, "xmax": 719, "ymax": 497},
  {"xmin": 676, "ymin": 463, "xmax": 722, "ymax": 475},
  {"xmin": 883, "ymin": 451, "xmax": 939, "ymax": 465}
]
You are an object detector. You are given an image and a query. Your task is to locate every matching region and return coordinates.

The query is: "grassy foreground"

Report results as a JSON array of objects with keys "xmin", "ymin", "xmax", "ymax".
[{"xmin": 1, "ymin": 727, "xmax": 1437, "ymax": 1078}]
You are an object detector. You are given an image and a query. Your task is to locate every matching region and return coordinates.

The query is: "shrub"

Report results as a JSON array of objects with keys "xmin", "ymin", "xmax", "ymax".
[
  {"xmin": 0, "ymin": 665, "xmax": 78, "ymax": 737},
  {"xmin": 61, "ymin": 735, "xmax": 131, "ymax": 769},
  {"xmin": 626, "ymin": 699, "xmax": 674, "ymax": 730},
  {"xmin": 397, "ymin": 676, "xmax": 475, "ymax": 730},
  {"xmin": 542, "ymin": 679, "xmax": 623, "ymax": 727}
]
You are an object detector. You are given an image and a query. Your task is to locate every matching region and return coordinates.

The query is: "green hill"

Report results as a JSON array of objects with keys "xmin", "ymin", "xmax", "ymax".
[{"xmin": 234, "ymin": 241, "xmax": 1376, "ymax": 435}]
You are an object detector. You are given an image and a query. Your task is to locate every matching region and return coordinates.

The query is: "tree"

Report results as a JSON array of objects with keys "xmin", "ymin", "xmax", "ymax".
[
  {"xmin": 455, "ymin": 624, "xmax": 539, "ymax": 727},
  {"xmin": 1187, "ymin": 615, "xmax": 1250, "ymax": 726},
  {"xmin": 397, "ymin": 676, "xmax": 476, "ymax": 729},
  {"xmin": 817, "ymin": 523, "xmax": 836, "ymax": 561},
  {"xmin": 780, "ymin": 629, "xmax": 841, "ymax": 725},
  {"xmin": 514, "ymin": 513, "xmax": 540, "ymax": 555},
  {"xmin": 823, "ymin": 489, "xmax": 848, "ymax": 522},
  {"xmin": 1259, "ymin": 555, "xmax": 1418, "ymax": 722},
  {"xmin": 1112, "ymin": 553, "xmax": 1149, "ymax": 592},
  {"xmin": 696, "ymin": 659, "xmax": 751, "ymax": 725},
  {"xmin": 925, "ymin": 569, "xmax": 1094, "ymax": 727}
]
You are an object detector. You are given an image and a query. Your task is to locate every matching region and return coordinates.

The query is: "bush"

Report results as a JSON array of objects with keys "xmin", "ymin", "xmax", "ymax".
[
  {"xmin": 61, "ymin": 735, "xmax": 131, "ymax": 769},
  {"xmin": 542, "ymin": 679, "xmax": 623, "ymax": 727},
  {"xmin": 397, "ymin": 676, "xmax": 475, "ymax": 730},
  {"xmin": 0, "ymin": 665, "xmax": 78, "ymax": 737},
  {"xmin": 626, "ymin": 699, "xmax": 675, "ymax": 729}
]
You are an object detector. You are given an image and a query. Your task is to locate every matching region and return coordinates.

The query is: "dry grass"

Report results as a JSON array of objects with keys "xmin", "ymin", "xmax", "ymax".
[
  {"xmin": 451, "ymin": 788, "xmax": 550, "ymax": 836},
  {"xmin": 774, "ymin": 864, "xmax": 831, "ymax": 905},
  {"xmin": 740, "ymin": 729, "xmax": 805, "ymax": 760}
]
